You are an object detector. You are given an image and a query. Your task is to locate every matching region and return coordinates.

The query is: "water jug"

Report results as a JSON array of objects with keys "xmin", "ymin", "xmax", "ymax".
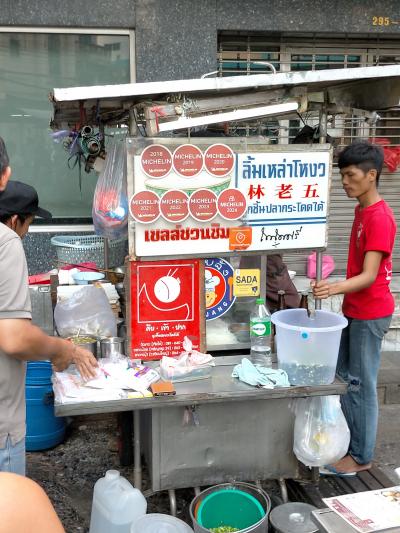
[{"xmin": 89, "ymin": 470, "xmax": 147, "ymax": 533}]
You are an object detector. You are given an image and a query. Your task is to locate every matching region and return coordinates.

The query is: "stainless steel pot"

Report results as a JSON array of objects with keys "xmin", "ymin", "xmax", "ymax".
[
  {"xmin": 68, "ymin": 336, "xmax": 98, "ymax": 358},
  {"xmin": 100, "ymin": 337, "xmax": 125, "ymax": 358}
]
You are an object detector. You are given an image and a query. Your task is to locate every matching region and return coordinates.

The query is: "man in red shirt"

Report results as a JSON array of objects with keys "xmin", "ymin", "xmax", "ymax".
[{"xmin": 313, "ymin": 141, "xmax": 396, "ymax": 475}]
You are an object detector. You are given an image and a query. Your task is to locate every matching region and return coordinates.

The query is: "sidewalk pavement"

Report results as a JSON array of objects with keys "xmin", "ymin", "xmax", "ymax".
[{"xmin": 376, "ymin": 352, "xmax": 400, "ymax": 483}]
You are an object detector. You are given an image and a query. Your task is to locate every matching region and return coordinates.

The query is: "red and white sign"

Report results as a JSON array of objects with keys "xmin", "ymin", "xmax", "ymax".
[
  {"xmin": 217, "ymin": 188, "xmax": 247, "ymax": 220},
  {"xmin": 129, "ymin": 259, "xmax": 203, "ymax": 360},
  {"xmin": 173, "ymin": 144, "xmax": 203, "ymax": 178},
  {"xmin": 140, "ymin": 144, "xmax": 172, "ymax": 179},
  {"xmin": 160, "ymin": 190, "xmax": 189, "ymax": 223},
  {"xmin": 204, "ymin": 143, "xmax": 235, "ymax": 177},
  {"xmin": 189, "ymin": 189, "xmax": 218, "ymax": 222},
  {"xmin": 129, "ymin": 191, "xmax": 160, "ymax": 224}
]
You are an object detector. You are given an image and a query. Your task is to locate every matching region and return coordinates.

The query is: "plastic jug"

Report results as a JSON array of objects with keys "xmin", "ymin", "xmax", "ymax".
[
  {"xmin": 89, "ymin": 470, "xmax": 147, "ymax": 533},
  {"xmin": 131, "ymin": 514, "xmax": 194, "ymax": 533}
]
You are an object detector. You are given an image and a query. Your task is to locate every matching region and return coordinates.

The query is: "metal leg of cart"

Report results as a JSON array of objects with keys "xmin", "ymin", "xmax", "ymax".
[
  {"xmin": 169, "ymin": 489, "xmax": 177, "ymax": 517},
  {"xmin": 133, "ymin": 410, "xmax": 142, "ymax": 489},
  {"xmin": 194, "ymin": 487, "xmax": 201, "ymax": 497},
  {"xmin": 279, "ymin": 478, "xmax": 289, "ymax": 503}
]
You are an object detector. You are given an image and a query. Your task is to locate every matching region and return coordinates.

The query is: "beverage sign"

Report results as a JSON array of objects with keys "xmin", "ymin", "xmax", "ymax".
[
  {"xmin": 130, "ymin": 141, "xmax": 332, "ymax": 258},
  {"xmin": 129, "ymin": 259, "xmax": 204, "ymax": 360}
]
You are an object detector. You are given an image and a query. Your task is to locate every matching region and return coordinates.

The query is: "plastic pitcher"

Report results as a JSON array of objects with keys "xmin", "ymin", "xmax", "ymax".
[
  {"xmin": 89, "ymin": 470, "xmax": 147, "ymax": 533},
  {"xmin": 271, "ymin": 309, "xmax": 348, "ymax": 386},
  {"xmin": 131, "ymin": 514, "xmax": 194, "ymax": 533}
]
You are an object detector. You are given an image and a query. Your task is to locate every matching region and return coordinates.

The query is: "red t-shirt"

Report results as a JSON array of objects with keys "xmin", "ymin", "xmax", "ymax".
[{"xmin": 342, "ymin": 200, "xmax": 396, "ymax": 319}]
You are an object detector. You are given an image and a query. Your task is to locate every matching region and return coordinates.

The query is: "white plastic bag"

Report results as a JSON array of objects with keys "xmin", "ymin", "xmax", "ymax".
[
  {"xmin": 54, "ymin": 285, "xmax": 117, "ymax": 338},
  {"xmin": 92, "ymin": 141, "xmax": 128, "ymax": 240},
  {"xmin": 293, "ymin": 395, "xmax": 350, "ymax": 467}
]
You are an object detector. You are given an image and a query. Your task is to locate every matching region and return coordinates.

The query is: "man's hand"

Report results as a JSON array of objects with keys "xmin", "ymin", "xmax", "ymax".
[
  {"xmin": 311, "ymin": 279, "xmax": 332, "ymax": 300},
  {"xmin": 52, "ymin": 341, "xmax": 98, "ymax": 381}
]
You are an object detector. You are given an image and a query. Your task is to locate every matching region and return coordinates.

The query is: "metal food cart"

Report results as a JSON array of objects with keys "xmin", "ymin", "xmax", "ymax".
[{"xmin": 51, "ymin": 64, "xmax": 400, "ymax": 511}]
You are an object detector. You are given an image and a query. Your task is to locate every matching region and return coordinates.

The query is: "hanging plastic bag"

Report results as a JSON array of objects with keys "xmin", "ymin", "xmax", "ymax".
[
  {"xmin": 54, "ymin": 285, "xmax": 117, "ymax": 338},
  {"xmin": 92, "ymin": 141, "xmax": 128, "ymax": 240},
  {"xmin": 307, "ymin": 252, "xmax": 335, "ymax": 279},
  {"xmin": 372, "ymin": 137, "xmax": 400, "ymax": 173},
  {"xmin": 293, "ymin": 395, "xmax": 350, "ymax": 467}
]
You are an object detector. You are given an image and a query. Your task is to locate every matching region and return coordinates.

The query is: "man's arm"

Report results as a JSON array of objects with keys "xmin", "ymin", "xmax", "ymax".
[
  {"xmin": 0, "ymin": 318, "xmax": 98, "ymax": 380},
  {"xmin": 311, "ymin": 250, "xmax": 383, "ymax": 299}
]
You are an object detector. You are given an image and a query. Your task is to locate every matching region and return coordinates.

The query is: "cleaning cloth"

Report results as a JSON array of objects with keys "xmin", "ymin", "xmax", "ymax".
[{"xmin": 232, "ymin": 358, "xmax": 290, "ymax": 388}]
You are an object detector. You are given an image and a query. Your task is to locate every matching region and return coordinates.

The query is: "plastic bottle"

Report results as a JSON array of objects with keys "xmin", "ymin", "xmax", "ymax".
[
  {"xmin": 89, "ymin": 470, "xmax": 147, "ymax": 533},
  {"xmin": 250, "ymin": 297, "xmax": 272, "ymax": 367}
]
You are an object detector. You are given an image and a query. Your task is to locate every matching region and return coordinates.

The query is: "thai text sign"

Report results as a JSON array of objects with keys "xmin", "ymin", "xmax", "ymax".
[
  {"xmin": 129, "ymin": 259, "xmax": 203, "ymax": 360},
  {"xmin": 130, "ymin": 141, "xmax": 331, "ymax": 257}
]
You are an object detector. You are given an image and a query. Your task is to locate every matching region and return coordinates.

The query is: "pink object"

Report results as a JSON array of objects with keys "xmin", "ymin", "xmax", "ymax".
[
  {"xmin": 59, "ymin": 261, "xmax": 98, "ymax": 272},
  {"xmin": 307, "ymin": 253, "xmax": 335, "ymax": 279}
]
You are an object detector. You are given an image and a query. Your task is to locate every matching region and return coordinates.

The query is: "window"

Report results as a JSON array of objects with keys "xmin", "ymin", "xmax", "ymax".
[{"xmin": 0, "ymin": 30, "xmax": 132, "ymax": 219}]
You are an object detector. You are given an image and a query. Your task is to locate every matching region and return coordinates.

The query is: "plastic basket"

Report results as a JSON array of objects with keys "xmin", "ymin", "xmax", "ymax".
[{"xmin": 51, "ymin": 235, "xmax": 127, "ymax": 269}]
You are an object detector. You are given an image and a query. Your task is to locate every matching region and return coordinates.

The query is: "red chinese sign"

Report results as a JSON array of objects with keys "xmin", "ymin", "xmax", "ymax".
[
  {"xmin": 129, "ymin": 259, "xmax": 203, "ymax": 360},
  {"xmin": 140, "ymin": 144, "xmax": 172, "ymax": 179}
]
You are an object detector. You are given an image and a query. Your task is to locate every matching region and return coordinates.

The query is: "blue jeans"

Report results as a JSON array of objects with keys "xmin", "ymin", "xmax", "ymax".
[
  {"xmin": 337, "ymin": 315, "xmax": 391, "ymax": 465},
  {"xmin": 0, "ymin": 436, "xmax": 26, "ymax": 475}
]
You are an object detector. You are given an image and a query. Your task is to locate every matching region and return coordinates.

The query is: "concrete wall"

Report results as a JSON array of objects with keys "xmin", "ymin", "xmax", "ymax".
[{"xmin": 2, "ymin": 0, "xmax": 400, "ymax": 82}]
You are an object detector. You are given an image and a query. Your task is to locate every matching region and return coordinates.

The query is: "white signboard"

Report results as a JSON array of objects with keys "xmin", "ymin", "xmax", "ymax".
[{"xmin": 129, "ymin": 141, "xmax": 331, "ymax": 258}]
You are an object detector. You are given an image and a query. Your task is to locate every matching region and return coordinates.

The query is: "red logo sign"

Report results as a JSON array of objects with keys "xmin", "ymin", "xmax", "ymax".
[
  {"xmin": 173, "ymin": 144, "xmax": 203, "ymax": 178},
  {"xmin": 129, "ymin": 191, "xmax": 160, "ymax": 224},
  {"xmin": 218, "ymin": 189, "xmax": 247, "ymax": 220},
  {"xmin": 204, "ymin": 144, "xmax": 235, "ymax": 177},
  {"xmin": 160, "ymin": 190, "xmax": 189, "ymax": 223},
  {"xmin": 129, "ymin": 260, "xmax": 203, "ymax": 360},
  {"xmin": 189, "ymin": 189, "xmax": 218, "ymax": 222},
  {"xmin": 140, "ymin": 144, "xmax": 172, "ymax": 179}
]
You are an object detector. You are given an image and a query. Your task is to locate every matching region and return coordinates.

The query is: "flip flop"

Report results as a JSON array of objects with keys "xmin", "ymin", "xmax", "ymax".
[{"xmin": 319, "ymin": 465, "xmax": 357, "ymax": 477}]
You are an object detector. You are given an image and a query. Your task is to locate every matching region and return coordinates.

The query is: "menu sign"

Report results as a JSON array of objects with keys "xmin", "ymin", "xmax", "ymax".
[
  {"xmin": 129, "ymin": 259, "xmax": 204, "ymax": 360},
  {"xmin": 130, "ymin": 141, "xmax": 331, "ymax": 258}
]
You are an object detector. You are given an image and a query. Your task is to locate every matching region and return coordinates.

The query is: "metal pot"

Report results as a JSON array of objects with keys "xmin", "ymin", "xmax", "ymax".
[
  {"xmin": 67, "ymin": 336, "xmax": 97, "ymax": 358},
  {"xmin": 100, "ymin": 337, "xmax": 125, "ymax": 358},
  {"xmin": 269, "ymin": 502, "xmax": 319, "ymax": 533}
]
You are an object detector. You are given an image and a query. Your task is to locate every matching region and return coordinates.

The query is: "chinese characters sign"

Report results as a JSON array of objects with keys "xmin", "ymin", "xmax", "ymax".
[
  {"xmin": 129, "ymin": 259, "xmax": 203, "ymax": 360},
  {"xmin": 129, "ymin": 141, "xmax": 331, "ymax": 257}
]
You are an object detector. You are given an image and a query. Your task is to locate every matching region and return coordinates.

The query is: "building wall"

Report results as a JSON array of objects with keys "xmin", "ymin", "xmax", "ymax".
[
  {"xmin": 2, "ymin": 1, "xmax": 400, "ymax": 82},
  {"xmin": 2, "ymin": 0, "xmax": 400, "ymax": 274}
]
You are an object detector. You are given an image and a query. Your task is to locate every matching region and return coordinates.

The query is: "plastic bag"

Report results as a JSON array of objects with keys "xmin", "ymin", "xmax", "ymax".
[
  {"xmin": 54, "ymin": 285, "xmax": 117, "ymax": 338},
  {"xmin": 293, "ymin": 395, "xmax": 350, "ymax": 467},
  {"xmin": 92, "ymin": 141, "xmax": 128, "ymax": 240},
  {"xmin": 307, "ymin": 252, "xmax": 335, "ymax": 279},
  {"xmin": 372, "ymin": 137, "xmax": 400, "ymax": 173}
]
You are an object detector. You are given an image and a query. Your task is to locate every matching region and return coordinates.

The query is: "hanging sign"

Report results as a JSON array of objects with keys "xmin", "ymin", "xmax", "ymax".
[
  {"xmin": 129, "ymin": 140, "xmax": 332, "ymax": 258},
  {"xmin": 129, "ymin": 259, "xmax": 204, "ymax": 360},
  {"xmin": 233, "ymin": 268, "xmax": 261, "ymax": 297},
  {"xmin": 204, "ymin": 258, "xmax": 235, "ymax": 320}
]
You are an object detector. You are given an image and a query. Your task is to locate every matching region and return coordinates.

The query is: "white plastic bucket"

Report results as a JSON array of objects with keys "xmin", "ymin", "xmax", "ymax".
[
  {"xmin": 131, "ymin": 514, "xmax": 194, "ymax": 533},
  {"xmin": 271, "ymin": 309, "xmax": 348, "ymax": 386}
]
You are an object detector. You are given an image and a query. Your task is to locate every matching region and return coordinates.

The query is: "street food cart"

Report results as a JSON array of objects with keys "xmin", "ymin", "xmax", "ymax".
[{"xmin": 51, "ymin": 64, "xmax": 400, "ymax": 511}]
